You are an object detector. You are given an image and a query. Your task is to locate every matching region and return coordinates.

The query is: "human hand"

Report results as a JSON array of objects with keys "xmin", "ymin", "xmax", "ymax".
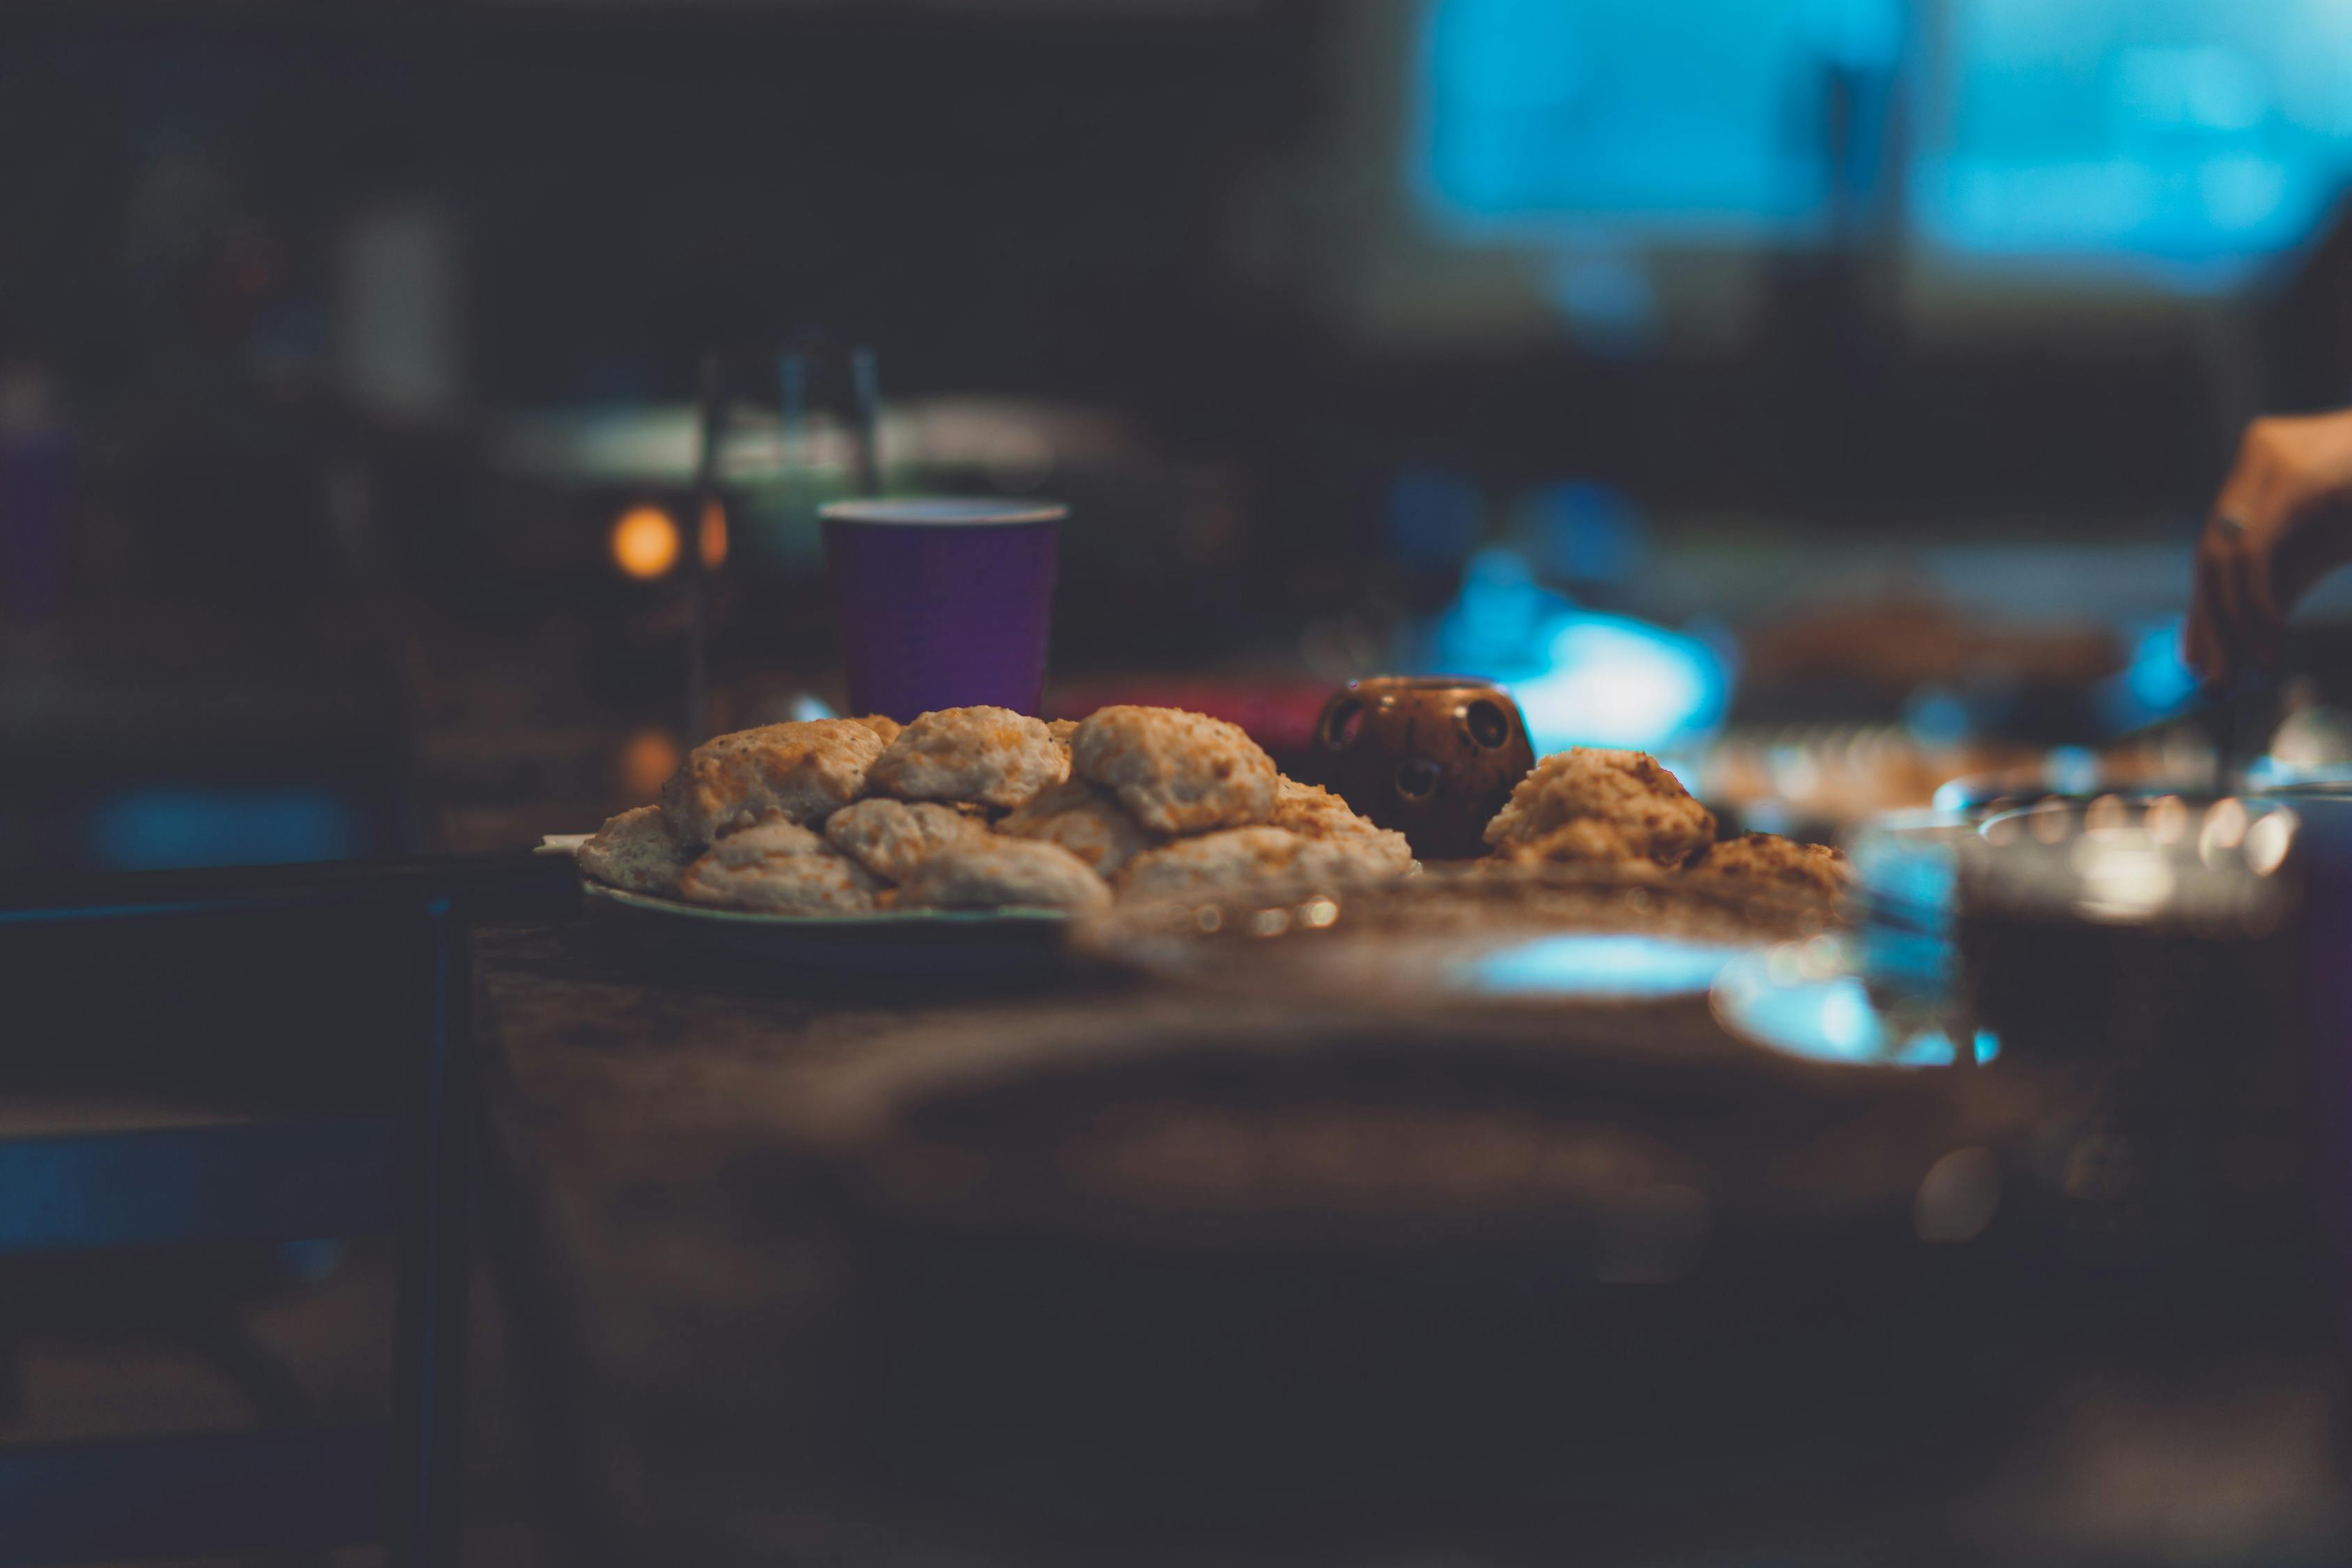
[{"xmin": 2185, "ymin": 411, "xmax": 2352, "ymax": 686}]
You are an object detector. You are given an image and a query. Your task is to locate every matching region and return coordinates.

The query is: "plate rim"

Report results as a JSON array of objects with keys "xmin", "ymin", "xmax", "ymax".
[{"xmin": 580, "ymin": 875, "xmax": 1074, "ymax": 930}]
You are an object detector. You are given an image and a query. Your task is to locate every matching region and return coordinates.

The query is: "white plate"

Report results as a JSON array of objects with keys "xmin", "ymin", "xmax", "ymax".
[{"xmin": 576, "ymin": 875, "xmax": 1075, "ymax": 978}]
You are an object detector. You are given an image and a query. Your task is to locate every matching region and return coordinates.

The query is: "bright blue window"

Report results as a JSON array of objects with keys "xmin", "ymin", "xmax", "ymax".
[
  {"xmin": 1916, "ymin": 0, "xmax": 2352, "ymax": 288},
  {"xmin": 1415, "ymin": 0, "xmax": 2352, "ymax": 291},
  {"xmin": 1416, "ymin": 0, "xmax": 1901, "ymax": 241}
]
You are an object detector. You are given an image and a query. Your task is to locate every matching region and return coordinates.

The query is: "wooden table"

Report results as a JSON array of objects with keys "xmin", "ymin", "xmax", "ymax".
[{"xmin": 474, "ymin": 918, "xmax": 2352, "ymax": 1567}]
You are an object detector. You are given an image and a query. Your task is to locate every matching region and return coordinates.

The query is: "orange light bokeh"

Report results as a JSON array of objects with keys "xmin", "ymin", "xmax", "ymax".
[
  {"xmin": 611, "ymin": 506, "xmax": 681, "ymax": 579},
  {"xmin": 700, "ymin": 499, "xmax": 728, "ymax": 569},
  {"xmin": 619, "ymin": 727, "xmax": 683, "ymax": 799}
]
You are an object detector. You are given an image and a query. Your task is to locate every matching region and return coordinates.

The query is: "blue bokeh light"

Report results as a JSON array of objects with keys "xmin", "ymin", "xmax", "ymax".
[
  {"xmin": 1417, "ymin": 0, "xmax": 2352, "ymax": 291},
  {"xmin": 1729, "ymin": 967, "xmax": 2002, "ymax": 1068},
  {"xmin": 1916, "ymin": 0, "xmax": 2352, "ymax": 286},
  {"xmin": 1463, "ymin": 933, "xmax": 1753, "ymax": 999},
  {"xmin": 1417, "ymin": 0, "xmax": 1882, "ymax": 239},
  {"xmin": 2098, "ymin": 615, "xmax": 2202, "ymax": 730},
  {"xmin": 1510, "ymin": 614, "xmax": 1730, "ymax": 754},
  {"xmin": 1425, "ymin": 546, "xmax": 1731, "ymax": 755},
  {"xmin": 89, "ymin": 788, "xmax": 367, "ymax": 871}
]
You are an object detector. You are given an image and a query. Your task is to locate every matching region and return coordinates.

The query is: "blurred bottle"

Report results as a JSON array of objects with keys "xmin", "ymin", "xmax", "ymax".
[
  {"xmin": 0, "ymin": 363, "xmax": 70, "ymax": 626},
  {"xmin": 332, "ymin": 198, "xmax": 465, "ymax": 425}
]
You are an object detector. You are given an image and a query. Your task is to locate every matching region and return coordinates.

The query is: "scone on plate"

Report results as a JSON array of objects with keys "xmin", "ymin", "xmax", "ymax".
[
  {"xmin": 1485, "ymin": 748, "xmax": 1715, "ymax": 869},
  {"xmin": 1487, "ymin": 818, "xmax": 1668, "ymax": 876},
  {"xmin": 867, "ymin": 707, "xmax": 1069, "ymax": 808},
  {"xmin": 823, "ymin": 797, "xmax": 994, "ymax": 885},
  {"xmin": 661, "ymin": 719, "xmax": 887, "ymax": 840},
  {"xmin": 577, "ymin": 805, "xmax": 691, "ymax": 896},
  {"xmin": 997, "ymin": 777, "xmax": 1158, "ymax": 877},
  {"xmin": 679, "ymin": 819, "xmax": 882, "ymax": 914},
  {"xmin": 898, "ymin": 838, "xmax": 1112, "ymax": 915},
  {"xmin": 1117, "ymin": 825, "xmax": 1413, "ymax": 906},
  {"xmin": 1684, "ymin": 832, "xmax": 1850, "ymax": 900},
  {"xmin": 1071, "ymin": 706, "xmax": 1279, "ymax": 836},
  {"xmin": 1268, "ymin": 777, "xmax": 1415, "ymax": 864}
]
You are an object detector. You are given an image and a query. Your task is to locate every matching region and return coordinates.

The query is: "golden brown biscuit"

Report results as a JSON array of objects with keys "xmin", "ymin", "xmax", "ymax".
[
  {"xmin": 868, "ymin": 706, "xmax": 1068, "ymax": 808},
  {"xmin": 1484, "ymin": 748, "xmax": 1714, "ymax": 868},
  {"xmin": 678, "ymin": 818, "xmax": 882, "ymax": 913},
  {"xmin": 997, "ymin": 777, "xmax": 1158, "ymax": 877},
  {"xmin": 576, "ymin": 805, "xmax": 690, "ymax": 896},
  {"xmin": 848, "ymin": 714, "xmax": 903, "ymax": 746},
  {"xmin": 1268, "ymin": 777, "xmax": 1416, "ymax": 875},
  {"xmin": 822, "ymin": 797, "xmax": 993, "ymax": 884},
  {"xmin": 1071, "ymin": 705, "xmax": 1279, "ymax": 836},
  {"xmin": 1684, "ymin": 833, "xmax": 1850, "ymax": 900},
  {"xmin": 1268, "ymin": 776, "xmax": 1413, "ymax": 858},
  {"xmin": 1494, "ymin": 818, "xmax": 1666, "ymax": 872},
  {"xmin": 898, "ymin": 838, "xmax": 1112, "ymax": 914},
  {"xmin": 661, "ymin": 720, "xmax": 886, "ymax": 841},
  {"xmin": 1117, "ymin": 825, "xmax": 1413, "ymax": 905}
]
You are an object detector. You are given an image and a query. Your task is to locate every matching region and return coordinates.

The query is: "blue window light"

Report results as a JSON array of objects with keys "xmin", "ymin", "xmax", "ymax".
[
  {"xmin": 1914, "ymin": 0, "xmax": 2352, "ymax": 288},
  {"xmin": 1417, "ymin": 0, "xmax": 1904, "ymax": 241},
  {"xmin": 1415, "ymin": 0, "xmax": 2352, "ymax": 294}
]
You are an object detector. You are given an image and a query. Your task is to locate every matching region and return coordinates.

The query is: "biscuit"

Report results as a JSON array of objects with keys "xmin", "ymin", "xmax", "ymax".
[
  {"xmin": 1071, "ymin": 706, "xmax": 1279, "ymax": 836},
  {"xmin": 1496, "ymin": 817, "xmax": 1646, "ymax": 865},
  {"xmin": 678, "ymin": 819, "xmax": 881, "ymax": 914},
  {"xmin": 997, "ymin": 777, "xmax": 1158, "ymax": 877},
  {"xmin": 1684, "ymin": 833, "xmax": 1850, "ymax": 900},
  {"xmin": 1117, "ymin": 825, "xmax": 1413, "ymax": 905},
  {"xmin": 898, "ymin": 838, "xmax": 1112, "ymax": 914},
  {"xmin": 661, "ymin": 720, "xmax": 886, "ymax": 840},
  {"xmin": 868, "ymin": 706, "xmax": 1068, "ymax": 808},
  {"xmin": 1269, "ymin": 778, "xmax": 1416, "ymax": 876},
  {"xmin": 848, "ymin": 714, "xmax": 903, "ymax": 746},
  {"xmin": 576, "ymin": 805, "xmax": 690, "ymax": 896},
  {"xmin": 822, "ymin": 797, "xmax": 994, "ymax": 884},
  {"xmin": 1484, "ymin": 748, "xmax": 1714, "ymax": 868},
  {"xmin": 1494, "ymin": 818, "xmax": 1666, "ymax": 871},
  {"xmin": 1267, "ymin": 778, "xmax": 1415, "ymax": 870}
]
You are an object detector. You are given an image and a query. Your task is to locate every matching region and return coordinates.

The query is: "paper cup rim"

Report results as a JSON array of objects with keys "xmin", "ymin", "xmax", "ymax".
[{"xmin": 820, "ymin": 496, "xmax": 1066, "ymax": 528}]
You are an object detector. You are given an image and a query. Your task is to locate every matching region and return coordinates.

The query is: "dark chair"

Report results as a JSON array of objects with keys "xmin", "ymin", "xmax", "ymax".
[{"xmin": 0, "ymin": 854, "xmax": 576, "ymax": 1567}]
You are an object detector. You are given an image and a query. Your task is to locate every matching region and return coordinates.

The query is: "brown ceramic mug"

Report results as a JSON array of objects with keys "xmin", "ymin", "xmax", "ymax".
[{"xmin": 1310, "ymin": 676, "xmax": 1537, "ymax": 860}]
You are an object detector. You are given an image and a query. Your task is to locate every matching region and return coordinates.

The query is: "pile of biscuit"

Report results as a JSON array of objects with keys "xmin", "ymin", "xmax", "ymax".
[
  {"xmin": 1482, "ymin": 747, "xmax": 1848, "ymax": 898},
  {"xmin": 577, "ymin": 705, "xmax": 1417, "ymax": 916}
]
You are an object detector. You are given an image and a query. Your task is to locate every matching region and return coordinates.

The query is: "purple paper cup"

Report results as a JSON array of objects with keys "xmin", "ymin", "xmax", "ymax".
[{"xmin": 822, "ymin": 497, "xmax": 1065, "ymax": 721}]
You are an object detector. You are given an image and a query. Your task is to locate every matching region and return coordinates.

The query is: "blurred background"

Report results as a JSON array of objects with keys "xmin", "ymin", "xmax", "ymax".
[
  {"xmin": 10, "ymin": 0, "xmax": 2352, "ymax": 867},
  {"xmin": 20, "ymin": 6, "xmax": 2352, "ymax": 1562}
]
